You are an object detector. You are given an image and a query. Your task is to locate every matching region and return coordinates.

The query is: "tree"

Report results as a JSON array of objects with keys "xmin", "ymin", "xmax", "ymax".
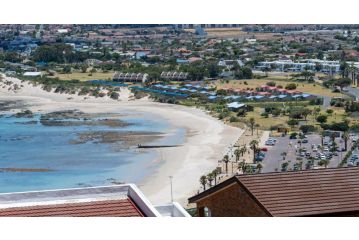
[
  {"xmin": 199, "ymin": 175, "xmax": 207, "ymax": 191},
  {"xmin": 316, "ymin": 115, "xmax": 328, "ymax": 124},
  {"xmin": 342, "ymin": 131, "xmax": 349, "ymax": 151},
  {"xmin": 234, "ymin": 148, "xmax": 241, "ymax": 163},
  {"xmin": 62, "ymin": 65, "xmax": 71, "ymax": 74},
  {"xmin": 240, "ymin": 145, "xmax": 247, "ymax": 157},
  {"xmin": 222, "ymin": 155, "xmax": 230, "ymax": 174},
  {"xmin": 249, "ymin": 140, "xmax": 259, "ymax": 162},
  {"xmin": 287, "ymin": 119, "xmax": 299, "ymax": 129},
  {"xmin": 302, "ymin": 108, "xmax": 312, "ymax": 121},
  {"xmin": 211, "ymin": 169, "xmax": 220, "ymax": 185},
  {"xmin": 300, "ymin": 125, "xmax": 315, "ymax": 134},
  {"xmin": 249, "ymin": 117, "xmax": 255, "ymax": 136},
  {"xmin": 281, "ymin": 162, "xmax": 289, "ymax": 172},
  {"xmin": 318, "ymin": 159, "xmax": 329, "ymax": 168},
  {"xmin": 207, "ymin": 173, "xmax": 214, "ymax": 187},
  {"xmin": 256, "ymin": 163, "xmax": 263, "ymax": 173}
]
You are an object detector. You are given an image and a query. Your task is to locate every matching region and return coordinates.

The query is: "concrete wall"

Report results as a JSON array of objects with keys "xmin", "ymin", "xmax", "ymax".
[{"xmin": 195, "ymin": 183, "xmax": 269, "ymax": 217}]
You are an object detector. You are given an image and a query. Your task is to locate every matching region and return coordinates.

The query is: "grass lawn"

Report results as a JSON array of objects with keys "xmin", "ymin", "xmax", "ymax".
[
  {"xmin": 52, "ymin": 71, "xmax": 115, "ymax": 81},
  {"xmin": 215, "ymin": 79, "xmax": 345, "ymax": 98}
]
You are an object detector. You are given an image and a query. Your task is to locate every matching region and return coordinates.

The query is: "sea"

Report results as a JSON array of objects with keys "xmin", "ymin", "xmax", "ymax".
[{"xmin": 0, "ymin": 111, "xmax": 185, "ymax": 193}]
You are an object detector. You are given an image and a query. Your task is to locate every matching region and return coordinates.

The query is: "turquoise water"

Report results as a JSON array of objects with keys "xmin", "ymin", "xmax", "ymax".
[{"xmin": 0, "ymin": 111, "xmax": 185, "ymax": 193}]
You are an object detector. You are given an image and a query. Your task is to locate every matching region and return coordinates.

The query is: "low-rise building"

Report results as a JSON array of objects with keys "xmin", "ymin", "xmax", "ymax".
[
  {"xmin": 189, "ymin": 167, "xmax": 359, "ymax": 217},
  {"xmin": 113, "ymin": 72, "xmax": 149, "ymax": 83},
  {"xmin": 160, "ymin": 71, "xmax": 188, "ymax": 81}
]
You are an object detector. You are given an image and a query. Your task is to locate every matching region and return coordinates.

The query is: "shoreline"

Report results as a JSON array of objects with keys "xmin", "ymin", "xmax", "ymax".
[{"xmin": 0, "ymin": 76, "xmax": 243, "ymax": 206}]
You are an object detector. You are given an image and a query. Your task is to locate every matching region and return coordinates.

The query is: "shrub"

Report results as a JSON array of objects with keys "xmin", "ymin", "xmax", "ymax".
[
  {"xmin": 109, "ymin": 92, "xmax": 119, "ymax": 100},
  {"xmin": 266, "ymin": 81, "xmax": 276, "ymax": 87},
  {"xmin": 229, "ymin": 116, "xmax": 238, "ymax": 122},
  {"xmin": 285, "ymin": 83, "xmax": 297, "ymax": 90}
]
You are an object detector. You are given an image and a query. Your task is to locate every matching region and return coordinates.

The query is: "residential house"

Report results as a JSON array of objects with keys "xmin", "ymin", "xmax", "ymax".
[{"xmin": 189, "ymin": 168, "xmax": 359, "ymax": 217}]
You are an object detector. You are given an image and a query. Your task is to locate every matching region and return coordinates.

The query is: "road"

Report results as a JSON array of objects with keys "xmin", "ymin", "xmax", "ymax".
[{"xmin": 346, "ymin": 87, "xmax": 359, "ymax": 101}]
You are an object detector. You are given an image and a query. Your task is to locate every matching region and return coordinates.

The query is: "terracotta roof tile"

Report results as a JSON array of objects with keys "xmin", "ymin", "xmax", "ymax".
[
  {"xmin": 0, "ymin": 198, "xmax": 144, "ymax": 217},
  {"xmin": 237, "ymin": 167, "xmax": 359, "ymax": 216}
]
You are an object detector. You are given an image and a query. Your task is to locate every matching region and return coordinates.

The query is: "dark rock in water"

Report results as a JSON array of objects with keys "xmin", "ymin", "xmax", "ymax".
[
  {"xmin": 0, "ymin": 168, "xmax": 53, "ymax": 173},
  {"xmin": 15, "ymin": 120, "xmax": 38, "ymax": 125},
  {"xmin": 0, "ymin": 100, "xmax": 26, "ymax": 112},
  {"xmin": 14, "ymin": 110, "xmax": 33, "ymax": 118},
  {"xmin": 39, "ymin": 110, "xmax": 132, "ymax": 128},
  {"xmin": 70, "ymin": 130, "xmax": 164, "ymax": 150}
]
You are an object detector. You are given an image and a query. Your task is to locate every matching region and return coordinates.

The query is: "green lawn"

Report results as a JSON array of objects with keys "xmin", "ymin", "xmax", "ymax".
[
  {"xmin": 215, "ymin": 79, "xmax": 345, "ymax": 98},
  {"xmin": 52, "ymin": 71, "xmax": 115, "ymax": 81}
]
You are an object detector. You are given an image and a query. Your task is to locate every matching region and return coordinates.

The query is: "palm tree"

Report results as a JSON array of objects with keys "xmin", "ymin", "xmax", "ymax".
[
  {"xmin": 256, "ymin": 163, "xmax": 263, "ymax": 173},
  {"xmin": 238, "ymin": 160, "xmax": 245, "ymax": 173},
  {"xmin": 249, "ymin": 117, "xmax": 256, "ymax": 136},
  {"xmin": 207, "ymin": 173, "xmax": 214, "ymax": 187},
  {"xmin": 199, "ymin": 175, "xmax": 207, "ymax": 191},
  {"xmin": 211, "ymin": 169, "xmax": 219, "ymax": 185},
  {"xmin": 342, "ymin": 131, "xmax": 349, "ymax": 151},
  {"xmin": 240, "ymin": 144, "xmax": 247, "ymax": 156},
  {"xmin": 222, "ymin": 155, "xmax": 230, "ymax": 174},
  {"xmin": 234, "ymin": 148, "xmax": 240, "ymax": 162},
  {"xmin": 255, "ymin": 123, "xmax": 260, "ymax": 136},
  {"xmin": 249, "ymin": 140, "xmax": 259, "ymax": 163}
]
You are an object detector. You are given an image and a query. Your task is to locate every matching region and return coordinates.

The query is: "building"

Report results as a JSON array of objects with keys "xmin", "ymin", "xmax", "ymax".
[
  {"xmin": 189, "ymin": 167, "xmax": 359, "ymax": 217},
  {"xmin": 256, "ymin": 59, "xmax": 359, "ymax": 73},
  {"xmin": 0, "ymin": 184, "xmax": 190, "ymax": 217},
  {"xmin": 23, "ymin": 71, "xmax": 42, "ymax": 77},
  {"xmin": 160, "ymin": 71, "xmax": 188, "ymax": 81},
  {"xmin": 218, "ymin": 59, "xmax": 244, "ymax": 69},
  {"xmin": 113, "ymin": 72, "xmax": 149, "ymax": 83},
  {"xmin": 226, "ymin": 102, "xmax": 246, "ymax": 110}
]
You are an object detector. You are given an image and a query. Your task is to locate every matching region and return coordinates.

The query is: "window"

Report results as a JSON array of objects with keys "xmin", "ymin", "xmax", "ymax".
[{"xmin": 204, "ymin": 206, "xmax": 212, "ymax": 217}]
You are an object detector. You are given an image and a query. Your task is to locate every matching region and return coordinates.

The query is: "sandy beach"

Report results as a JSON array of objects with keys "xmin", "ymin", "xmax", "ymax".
[{"xmin": 0, "ymin": 75, "xmax": 243, "ymax": 206}]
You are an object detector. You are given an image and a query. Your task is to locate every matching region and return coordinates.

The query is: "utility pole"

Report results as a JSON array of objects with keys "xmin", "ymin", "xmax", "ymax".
[{"xmin": 169, "ymin": 176, "xmax": 173, "ymax": 203}]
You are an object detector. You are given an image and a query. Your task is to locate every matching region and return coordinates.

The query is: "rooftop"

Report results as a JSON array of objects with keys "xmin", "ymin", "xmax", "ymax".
[
  {"xmin": 0, "ymin": 184, "xmax": 190, "ymax": 217},
  {"xmin": 189, "ymin": 167, "xmax": 359, "ymax": 217}
]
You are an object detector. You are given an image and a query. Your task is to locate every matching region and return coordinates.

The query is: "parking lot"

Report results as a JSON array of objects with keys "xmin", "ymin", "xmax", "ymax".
[{"xmin": 260, "ymin": 133, "xmax": 355, "ymax": 173}]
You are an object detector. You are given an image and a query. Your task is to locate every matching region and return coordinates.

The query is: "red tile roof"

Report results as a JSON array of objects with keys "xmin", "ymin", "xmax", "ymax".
[
  {"xmin": 0, "ymin": 198, "xmax": 144, "ymax": 217},
  {"xmin": 189, "ymin": 167, "xmax": 359, "ymax": 216}
]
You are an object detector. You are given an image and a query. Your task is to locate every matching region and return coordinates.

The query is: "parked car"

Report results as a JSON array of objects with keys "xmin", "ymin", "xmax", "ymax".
[
  {"xmin": 302, "ymin": 139, "xmax": 308, "ymax": 143},
  {"xmin": 260, "ymin": 147, "xmax": 268, "ymax": 152}
]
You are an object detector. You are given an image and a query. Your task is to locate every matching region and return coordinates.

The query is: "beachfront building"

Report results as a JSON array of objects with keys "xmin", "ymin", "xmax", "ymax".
[
  {"xmin": 189, "ymin": 167, "xmax": 359, "ymax": 217},
  {"xmin": 113, "ymin": 72, "xmax": 149, "ymax": 83},
  {"xmin": 23, "ymin": 71, "xmax": 43, "ymax": 77},
  {"xmin": 160, "ymin": 71, "xmax": 189, "ymax": 81},
  {"xmin": 256, "ymin": 59, "xmax": 359, "ymax": 73},
  {"xmin": 0, "ymin": 184, "xmax": 190, "ymax": 217}
]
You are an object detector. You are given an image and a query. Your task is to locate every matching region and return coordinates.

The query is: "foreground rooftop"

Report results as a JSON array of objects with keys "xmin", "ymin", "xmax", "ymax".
[
  {"xmin": 0, "ymin": 184, "xmax": 190, "ymax": 217},
  {"xmin": 189, "ymin": 167, "xmax": 359, "ymax": 216}
]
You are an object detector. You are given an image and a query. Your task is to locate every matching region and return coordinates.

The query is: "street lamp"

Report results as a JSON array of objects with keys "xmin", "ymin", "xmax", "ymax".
[{"xmin": 169, "ymin": 176, "xmax": 173, "ymax": 203}]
